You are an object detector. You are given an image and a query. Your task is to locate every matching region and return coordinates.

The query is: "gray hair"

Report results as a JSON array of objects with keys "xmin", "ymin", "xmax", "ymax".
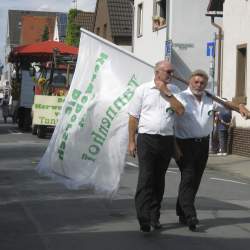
[
  {"xmin": 154, "ymin": 60, "xmax": 172, "ymax": 72},
  {"xmin": 189, "ymin": 69, "xmax": 208, "ymax": 81}
]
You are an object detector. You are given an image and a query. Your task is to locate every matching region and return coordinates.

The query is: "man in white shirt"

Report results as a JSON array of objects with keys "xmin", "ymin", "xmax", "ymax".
[
  {"xmin": 128, "ymin": 60, "xmax": 184, "ymax": 233},
  {"xmin": 174, "ymin": 69, "xmax": 225, "ymax": 231}
]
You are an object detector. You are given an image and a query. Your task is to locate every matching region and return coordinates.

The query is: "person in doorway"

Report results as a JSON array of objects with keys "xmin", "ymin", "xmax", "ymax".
[{"xmin": 128, "ymin": 60, "xmax": 184, "ymax": 233}]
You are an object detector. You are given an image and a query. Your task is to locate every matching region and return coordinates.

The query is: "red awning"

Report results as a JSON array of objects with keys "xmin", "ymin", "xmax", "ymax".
[
  {"xmin": 12, "ymin": 40, "xmax": 78, "ymax": 55},
  {"xmin": 9, "ymin": 40, "xmax": 78, "ymax": 63}
]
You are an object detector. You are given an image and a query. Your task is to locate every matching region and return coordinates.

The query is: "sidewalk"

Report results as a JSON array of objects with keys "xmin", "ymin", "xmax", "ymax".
[{"xmin": 207, "ymin": 154, "xmax": 250, "ymax": 180}]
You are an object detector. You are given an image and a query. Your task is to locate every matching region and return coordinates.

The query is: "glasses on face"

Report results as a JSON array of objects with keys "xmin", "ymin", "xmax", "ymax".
[{"xmin": 158, "ymin": 69, "xmax": 174, "ymax": 74}]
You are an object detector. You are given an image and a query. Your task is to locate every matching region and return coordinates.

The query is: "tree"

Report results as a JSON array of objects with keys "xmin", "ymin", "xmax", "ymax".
[
  {"xmin": 65, "ymin": 9, "xmax": 81, "ymax": 47},
  {"xmin": 41, "ymin": 25, "xmax": 49, "ymax": 41}
]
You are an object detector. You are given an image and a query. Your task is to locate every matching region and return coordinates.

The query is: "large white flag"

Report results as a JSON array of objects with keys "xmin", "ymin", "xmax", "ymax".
[{"xmin": 37, "ymin": 28, "xmax": 154, "ymax": 195}]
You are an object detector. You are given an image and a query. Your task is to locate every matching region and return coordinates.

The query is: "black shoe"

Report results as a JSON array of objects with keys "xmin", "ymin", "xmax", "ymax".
[
  {"xmin": 187, "ymin": 216, "xmax": 199, "ymax": 231},
  {"xmin": 151, "ymin": 221, "xmax": 162, "ymax": 230},
  {"xmin": 140, "ymin": 224, "xmax": 151, "ymax": 233},
  {"xmin": 178, "ymin": 215, "xmax": 187, "ymax": 225}
]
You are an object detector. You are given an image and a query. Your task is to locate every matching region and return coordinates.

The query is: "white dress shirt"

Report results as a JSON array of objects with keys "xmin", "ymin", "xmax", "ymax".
[
  {"xmin": 175, "ymin": 87, "xmax": 223, "ymax": 139},
  {"xmin": 128, "ymin": 81, "xmax": 180, "ymax": 136}
]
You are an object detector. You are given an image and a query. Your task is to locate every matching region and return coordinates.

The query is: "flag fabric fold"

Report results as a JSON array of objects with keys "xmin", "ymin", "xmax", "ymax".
[{"xmin": 37, "ymin": 28, "xmax": 154, "ymax": 195}]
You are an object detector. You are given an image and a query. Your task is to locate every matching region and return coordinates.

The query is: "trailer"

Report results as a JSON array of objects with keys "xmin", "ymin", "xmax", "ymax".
[
  {"xmin": 31, "ymin": 51, "xmax": 77, "ymax": 138},
  {"xmin": 8, "ymin": 40, "xmax": 78, "ymax": 132}
]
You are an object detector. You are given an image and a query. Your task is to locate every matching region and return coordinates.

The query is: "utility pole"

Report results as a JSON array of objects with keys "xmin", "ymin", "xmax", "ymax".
[{"xmin": 72, "ymin": 0, "xmax": 77, "ymax": 10}]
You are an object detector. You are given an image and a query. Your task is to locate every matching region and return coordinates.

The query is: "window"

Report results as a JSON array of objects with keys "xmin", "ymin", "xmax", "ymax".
[
  {"xmin": 137, "ymin": 3, "xmax": 143, "ymax": 37},
  {"xmin": 234, "ymin": 44, "xmax": 247, "ymax": 104},
  {"xmin": 103, "ymin": 24, "xmax": 107, "ymax": 38},
  {"xmin": 153, "ymin": 0, "xmax": 166, "ymax": 30}
]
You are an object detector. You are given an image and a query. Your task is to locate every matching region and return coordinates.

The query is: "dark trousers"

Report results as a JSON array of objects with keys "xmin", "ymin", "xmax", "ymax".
[
  {"xmin": 175, "ymin": 137, "xmax": 209, "ymax": 219},
  {"xmin": 135, "ymin": 133, "xmax": 174, "ymax": 225}
]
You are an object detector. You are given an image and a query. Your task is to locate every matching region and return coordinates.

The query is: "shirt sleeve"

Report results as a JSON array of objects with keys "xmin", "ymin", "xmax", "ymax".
[
  {"xmin": 128, "ymin": 85, "xmax": 143, "ymax": 119},
  {"xmin": 174, "ymin": 91, "xmax": 187, "ymax": 108}
]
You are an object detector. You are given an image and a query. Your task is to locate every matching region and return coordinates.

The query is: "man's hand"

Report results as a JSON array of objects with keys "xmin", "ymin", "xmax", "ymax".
[
  {"xmin": 154, "ymin": 80, "xmax": 172, "ymax": 96},
  {"xmin": 239, "ymin": 104, "xmax": 250, "ymax": 119},
  {"xmin": 128, "ymin": 141, "xmax": 137, "ymax": 158},
  {"xmin": 128, "ymin": 115, "xmax": 138, "ymax": 158}
]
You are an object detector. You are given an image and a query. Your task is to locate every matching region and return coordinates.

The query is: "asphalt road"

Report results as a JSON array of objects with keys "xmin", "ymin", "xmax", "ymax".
[{"xmin": 0, "ymin": 121, "xmax": 250, "ymax": 250}]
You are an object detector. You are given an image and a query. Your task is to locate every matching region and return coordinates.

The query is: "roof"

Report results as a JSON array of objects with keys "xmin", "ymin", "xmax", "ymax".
[
  {"xmin": 20, "ymin": 16, "xmax": 56, "ymax": 45},
  {"xmin": 207, "ymin": 0, "xmax": 224, "ymax": 12},
  {"xmin": 75, "ymin": 11, "xmax": 95, "ymax": 32},
  {"xmin": 8, "ymin": 10, "xmax": 66, "ymax": 47},
  {"xmin": 107, "ymin": 0, "xmax": 133, "ymax": 37}
]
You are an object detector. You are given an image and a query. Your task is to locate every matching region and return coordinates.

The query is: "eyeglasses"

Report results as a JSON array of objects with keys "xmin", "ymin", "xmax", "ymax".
[{"xmin": 158, "ymin": 69, "xmax": 174, "ymax": 74}]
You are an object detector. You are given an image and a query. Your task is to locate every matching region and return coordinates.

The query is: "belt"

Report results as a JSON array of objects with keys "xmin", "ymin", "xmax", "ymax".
[{"xmin": 178, "ymin": 136, "xmax": 209, "ymax": 143}]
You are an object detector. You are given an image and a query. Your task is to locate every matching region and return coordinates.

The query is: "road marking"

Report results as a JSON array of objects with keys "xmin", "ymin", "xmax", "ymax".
[
  {"xmin": 8, "ymin": 129, "xmax": 23, "ymax": 134},
  {"xmin": 126, "ymin": 161, "xmax": 138, "ymax": 167},
  {"xmin": 167, "ymin": 170, "xmax": 177, "ymax": 174},
  {"xmin": 126, "ymin": 161, "xmax": 178, "ymax": 174},
  {"xmin": 210, "ymin": 177, "xmax": 248, "ymax": 185}
]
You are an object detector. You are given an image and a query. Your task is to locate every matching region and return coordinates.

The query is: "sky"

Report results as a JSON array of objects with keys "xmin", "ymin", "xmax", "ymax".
[{"xmin": 0, "ymin": 0, "xmax": 97, "ymax": 67}]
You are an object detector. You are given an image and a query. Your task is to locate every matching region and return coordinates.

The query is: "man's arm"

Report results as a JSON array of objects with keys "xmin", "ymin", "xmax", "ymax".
[
  {"xmin": 239, "ymin": 104, "xmax": 250, "ymax": 119},
  {"xmin": 128, "ymin": 115, "xmax": 138, "ymax": 158},
  {"xmin": 173, "ymin": 74, "xmax": 250, "ymax": 119},
  {"xmin": 155, "ymin": 80, "xmax": 185, "ymax": 116}
]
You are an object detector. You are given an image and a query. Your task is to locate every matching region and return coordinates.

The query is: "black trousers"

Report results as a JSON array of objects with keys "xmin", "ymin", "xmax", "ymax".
[
  {"xmin": 135, "ymin": 133, "xmax": 174, "ymax": 225},
  {"xmin": 175, "ymin": 136, "xmax": 209, "ymax": 219}
]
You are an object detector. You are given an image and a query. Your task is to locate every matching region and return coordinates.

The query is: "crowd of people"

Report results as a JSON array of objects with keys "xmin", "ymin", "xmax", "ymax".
[{"xmin": 128, "ymin": 60, "xmax": 247, "ymax": 233}]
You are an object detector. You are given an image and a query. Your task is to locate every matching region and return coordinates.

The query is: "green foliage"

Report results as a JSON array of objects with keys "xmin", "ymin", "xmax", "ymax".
[
  {"xmin": 65, "ymin": 9, "xmax": 81, "ymax": 47},
  {"xmin": 41, "ymin": 25, "xmax": 49, "ymax": 41}
]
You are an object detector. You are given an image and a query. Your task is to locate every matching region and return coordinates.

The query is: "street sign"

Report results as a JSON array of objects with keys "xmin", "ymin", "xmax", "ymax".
[
  {"xmin": 165, "ymin": 40, "xmax": 172, "ymax": 59},
  {"xmin": 207, "ymin": 42, "xmax": 215, "ymax": 57}
]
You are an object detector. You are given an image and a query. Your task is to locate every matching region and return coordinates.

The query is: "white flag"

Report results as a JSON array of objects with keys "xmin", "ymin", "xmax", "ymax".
[{"xmin": 37, "ymin": 28, "xmax": 154, "ymax": 195}]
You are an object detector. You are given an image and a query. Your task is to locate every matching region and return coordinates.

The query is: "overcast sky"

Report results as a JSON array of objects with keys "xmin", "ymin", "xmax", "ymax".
[{"xmin": 0, "ymin": 0, "xmax": 97, "ymax": 67}]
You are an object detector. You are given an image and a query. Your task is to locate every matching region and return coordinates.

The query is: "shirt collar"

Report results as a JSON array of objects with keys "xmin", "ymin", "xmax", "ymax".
[{"xmin": 150, "ymin": 80, "xmax": 156, "ymax": 89}]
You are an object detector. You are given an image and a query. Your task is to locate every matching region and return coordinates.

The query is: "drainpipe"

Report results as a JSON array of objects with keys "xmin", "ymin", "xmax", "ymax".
[
  {"xmin": 129, "ymin": 1, "xmax": 135, "ymax": 53},
  {"xmin": 165, "ymin": 0, "xmax": 173, "ymax": 61},
  {"xmin": 211, "ymin": 16, "xmax": 223, "ymax": 97}
]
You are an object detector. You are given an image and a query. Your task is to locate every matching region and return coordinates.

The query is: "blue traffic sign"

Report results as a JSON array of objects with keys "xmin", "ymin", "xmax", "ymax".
[
  {"xmin": 165, "ymin": 40, "xmax": 172, "ymax": 58},
  {"xmin": 207, "ymin": 42, "xmax": 215, "ymax": 57}
]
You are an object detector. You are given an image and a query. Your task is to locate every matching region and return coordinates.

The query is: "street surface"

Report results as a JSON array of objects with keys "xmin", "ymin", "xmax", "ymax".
[{"xmin": 0, "ymin": 120, "xmax": 250, "ymax": 250}]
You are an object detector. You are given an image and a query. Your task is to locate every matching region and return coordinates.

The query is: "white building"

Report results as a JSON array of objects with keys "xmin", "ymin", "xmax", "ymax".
[
  {"xmin": 222, "ymin": 0, "xmax": 250, "ymax": 128},
  {"xmin": 207, "ymin": 0, "xmax": 250, "ymax": 157},
  {"xmin": 133, "ymin": 0, "xmax": 218, "ymax": 88}
]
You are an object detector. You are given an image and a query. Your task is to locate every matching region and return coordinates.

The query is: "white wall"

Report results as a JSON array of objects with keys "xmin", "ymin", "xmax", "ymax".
[
  {"xmin": 133, "ymin": 0, "xmax": 167, "ymax": 65},
  {"xmin": 171, "ymin": 0, "xmax": 217, "ymax": 78},
  {"xmin": 222, "ymin": 0, "xmax": 250, "ymax": 127},
  {"xmin": 133, "ymin": 0, "xmax": 217, "ymax": 85}
]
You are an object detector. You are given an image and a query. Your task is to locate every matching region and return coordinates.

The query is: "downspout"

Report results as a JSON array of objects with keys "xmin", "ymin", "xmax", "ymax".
[
  {"xmin": 211, "ymin": 16, "xmax": 223, "ymax": 96},
  {"xmin": 165, "ymin": 0, "xmax": 173, "ymax": 61},
  {"xmin": 129, "ymin": 1, "xmax": 135, "ymax": 53}
]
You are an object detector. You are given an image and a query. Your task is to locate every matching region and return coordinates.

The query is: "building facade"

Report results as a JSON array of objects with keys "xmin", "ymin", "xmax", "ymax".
[
  {"xmin": 93, "ymin": 0, "xmax": 133, "ymax": 51},
  {"xmin": 220, "ymin": 0, "xmax": 250, "ymax": 156},
  {"xmin": 133, "ymin": 0, "xmax": 218, "ymax": 87}
]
